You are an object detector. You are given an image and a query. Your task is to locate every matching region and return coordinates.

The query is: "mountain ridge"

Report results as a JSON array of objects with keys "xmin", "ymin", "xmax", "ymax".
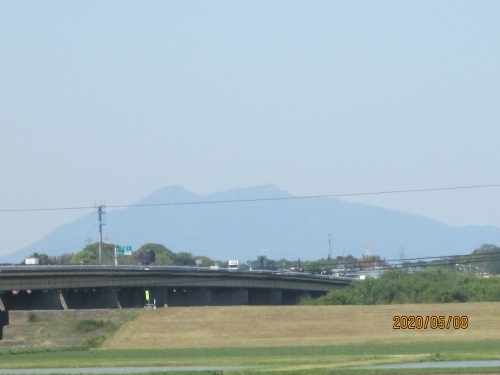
[{"xmin": 2, "ymin": 184, "xmax": 499, "ymax": 263}]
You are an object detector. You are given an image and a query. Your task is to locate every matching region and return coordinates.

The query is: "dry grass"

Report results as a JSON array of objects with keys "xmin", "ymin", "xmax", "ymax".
[{"xmin": 103, "ymin": 302, "xmax": 500, "ymax": 349}]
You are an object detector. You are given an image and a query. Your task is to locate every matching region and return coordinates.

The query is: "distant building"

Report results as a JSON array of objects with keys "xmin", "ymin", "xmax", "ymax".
[{"xmin": 25, "ymin": 257, "xmax": 39, "ymax": 265}]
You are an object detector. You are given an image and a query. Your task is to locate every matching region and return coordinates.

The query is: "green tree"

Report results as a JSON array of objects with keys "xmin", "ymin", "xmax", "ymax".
[
  {"xmin": 301, "ymin": 266, "xmax": 500, "ymax": 306},
  {"xmin": 70, "ymin": 243, "xmax": 117, "ymax": 265},
  {"xmin": 49, "ymin": 253, "xmax": 74, "ymax": 265},
  {"xmin": 173, "ymin": 252, "xmax": 196, "ymax": 266},
  {"xmin": 471, "ymin": 244, "xmax": 500, "ymax": 275},
  {"xmin": 135, "ymin": 243, "xmax": 175, "ymax": 265},
  {"xmin": 193, "ymin": 256, "xmax": 216, "ymax": 267}
]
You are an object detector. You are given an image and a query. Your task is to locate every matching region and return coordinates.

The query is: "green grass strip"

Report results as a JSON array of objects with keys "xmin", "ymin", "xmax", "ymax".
[{"xmin": 0, "ymin": 340, "xmax": 499, "ymax": 370}]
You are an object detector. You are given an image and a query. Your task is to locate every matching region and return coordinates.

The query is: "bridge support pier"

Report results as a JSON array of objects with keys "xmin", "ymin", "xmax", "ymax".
[
  {"xmin": 117, "ymin": 288, "xmax": 169, "ymax": 308},
  {"xmin": 117, "ymin": 288, "xmax": 144, "ymax": 308},
  {"xmin": 167, "ymin": 289, "xmax": 211, "ymax": 306},
  {"xmin": 249, "ymin": 289, "xmax": 282, "ymax": 305},
  {"xmin": 0, "ymin": 291, "xmax": 62, "ymax": 310},
  {"xmin": 0, "ymin": 287, "xmax": 329, "ymax": 309},
  {"xmin": 62, "ymin": 290, "xmax": 119, "ymax": 309},
  {"xmin": 282, "ymin": 290, "xmax": 311, "ymax": 305},
  {"xmin": 151, "ymin": 288, "xmax": 168, "ymax": 307},
  {"xmin": 0, "ymin": 311, "xmax": 8, "ymax": 340},
  {"xmin": 211, "ymin": 289, "xmax": 248, "ymax": 306}
]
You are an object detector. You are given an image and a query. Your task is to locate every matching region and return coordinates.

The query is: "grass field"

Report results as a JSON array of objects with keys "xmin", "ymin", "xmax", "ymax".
[
  {"xmin": 2, "ymin": 309, "xmax": 138, "ymax": 348},
  {"xmin": 1, "ymin": 341, "xmax": 500, "ymax": 373},
  {"xmin": 1, "ymin": 303, "xmax": 500, "ymax": 373},
  {"xmin": 104, "ymin": 303, "xmax": 500, "ymax": 349}
]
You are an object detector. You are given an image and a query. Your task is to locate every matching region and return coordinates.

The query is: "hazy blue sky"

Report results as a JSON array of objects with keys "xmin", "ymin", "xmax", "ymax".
[{"xmin": 1, "ymin": 1, "xmax": 499, "ymax": 257}]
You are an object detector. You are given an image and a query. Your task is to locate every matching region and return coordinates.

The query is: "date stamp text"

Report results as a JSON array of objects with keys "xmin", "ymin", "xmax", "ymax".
[{"xmin": 393, "ymin": 315, "xmax": 468, "ymax": 329}]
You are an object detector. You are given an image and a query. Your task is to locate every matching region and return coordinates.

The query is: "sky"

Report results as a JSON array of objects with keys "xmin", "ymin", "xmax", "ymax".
[{"xmin": 1, "ymin": 1, "xmax": 500, "ymax": 258}]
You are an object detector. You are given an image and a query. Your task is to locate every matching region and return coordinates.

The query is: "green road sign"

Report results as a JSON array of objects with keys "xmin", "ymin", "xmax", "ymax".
[{"xmin": 120, "ymin": 246, "xmax": 132, "ymax": 255}]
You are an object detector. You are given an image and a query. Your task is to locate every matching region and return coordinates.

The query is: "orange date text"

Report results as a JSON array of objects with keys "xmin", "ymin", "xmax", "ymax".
[{"xmin": 393, "ymin": 315, "xmax": 468, "ymax": 329}]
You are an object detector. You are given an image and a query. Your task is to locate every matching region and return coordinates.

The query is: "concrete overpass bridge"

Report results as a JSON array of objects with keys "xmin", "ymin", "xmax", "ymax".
[{"xmin": 0, "ymin": 265, "xmax": 353, "ymax": 310}]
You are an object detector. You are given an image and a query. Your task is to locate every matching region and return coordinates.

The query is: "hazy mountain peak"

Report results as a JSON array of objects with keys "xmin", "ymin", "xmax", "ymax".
[
  {"xmin": 207, "ymin": 184, "xmax": 292, "ymax": 201},
  {"xmin": 2, "ymin": 184, "xmax": 500, "ymax": 263},
  {"xmin": 136, "ymin": 184, "xmax": 291, "ymax": 206},
  {"xmin": 136, "ymin": 185, "xmax": 200, "ymax": 205}
]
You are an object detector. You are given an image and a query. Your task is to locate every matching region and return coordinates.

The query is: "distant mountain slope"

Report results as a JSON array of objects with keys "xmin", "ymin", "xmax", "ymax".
[{"xmin": 2, "ymin": 184, "xmax": 500, "ymax": 263}]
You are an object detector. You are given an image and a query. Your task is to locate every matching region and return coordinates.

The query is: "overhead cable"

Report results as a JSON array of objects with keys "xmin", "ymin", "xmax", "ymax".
[{"xmin": 1, "ymin": 183, "xmax": 500, "ymax": 213}]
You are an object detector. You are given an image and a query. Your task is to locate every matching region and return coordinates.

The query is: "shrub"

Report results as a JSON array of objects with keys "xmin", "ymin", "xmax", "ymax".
[
  {"xmin": 304, "ymin": 267, "xmax": 500, "ymax": 305},
  {"xmin": 84, "ymin": 336, "xmax": 106, "ymax": 348},
  {"xmin": 27, "ymin": 312, "xmax": 39, "ymax": 323},
  {"xmin": 75, "ymin": 319, "xmax": 105, "ymax": 333}
]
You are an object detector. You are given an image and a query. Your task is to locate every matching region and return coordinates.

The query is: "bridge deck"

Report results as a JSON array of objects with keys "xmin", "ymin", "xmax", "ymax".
[{"xmin": 0, "ymin": 265, "xmax": 352, "ymax": 292}]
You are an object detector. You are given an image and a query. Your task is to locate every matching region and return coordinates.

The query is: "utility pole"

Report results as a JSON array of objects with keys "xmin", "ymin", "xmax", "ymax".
[
  {"xmin": 97, "ymin": 204, "xmax": 105, "ymax": 264},
  {"xmin": 114, "ymin": 245, "xmax": 119, "ymax": 266},
  {"xmin": 258, "ymin": 255, "xmax": 265, "ymax": 269},
  {"xmin": 328, "ymin": 234, "xmax": 331, "ymax": 261}
]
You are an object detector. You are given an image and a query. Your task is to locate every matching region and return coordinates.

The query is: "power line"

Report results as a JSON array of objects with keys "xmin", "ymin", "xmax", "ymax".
[
  {"xmin": 1, "ymin": 183, "xmax": 500, "ymax": 213},
  {"xmin": 297, "ymin": 251, "xmax": 500, "ymax": 271},
  {"xmin": 358, "ymin": 256, "xmax": 499, "ymax": 273}
]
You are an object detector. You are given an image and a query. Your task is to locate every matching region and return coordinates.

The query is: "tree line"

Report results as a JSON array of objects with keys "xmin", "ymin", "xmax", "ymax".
[
  {"xmin": 26, "ymin": 243, "xmax": 219, "ymax": 267},
  {"xmin": 26, "ymin": 242, "xmax": 388, "ymax": 270},
  {"xmin": 301, "ymin": 267, "xmax": 500, "ymax": 305},
  {"xmin": 25, "ymin": 243, "xmax": 500, "ymax": 279}
]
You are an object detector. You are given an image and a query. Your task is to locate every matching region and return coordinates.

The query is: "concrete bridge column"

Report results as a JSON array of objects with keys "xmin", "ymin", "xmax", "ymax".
[
  {"xmin": 0, "ymin": 311, "xmax": 8, "ymax": 340},
  {"xmin": 62, "ymin": 289, "xmax": 119, "ymax": 309},
  {"xmin": 249, "ymin": 289, "xmax": 282, "ymax": 305},
  {"xmin": 150, "ymin": 288, "xmax": 168, "ymax": 307},
  {"xmin": 117, "ymin": 289, "xmax": 130, "ymax": 308},
  {"xmin": 268, "ymin": 289, "xmax": 282, "ymax": 305},
  {"xmin": 211, "ymin": 289, "xmax": 248, "ymax": 306},
  {"xmin": 131, "ymin": 288, "xmax": 146, "ymax": 307},
  {"xmin": 117, "ymin": 288, "xmax": 145, "ymax": 308},
  {"xmin": 0, "ymin": 291, "xmax": 62, "ymax": 310},
  {"xmin": 167, "ymin": 289, "xmax": 211, "ymax": 306},
  {"xmin": 248, "ymin": 290, "xmax": 267, "ymax": 305},
  {"xmin": 282, "ymin": 290, "xmax": 311, "ymax": 305},
  {"xmin": 33, "ymin": 291, "xmax": 63, "ymax": 310}
]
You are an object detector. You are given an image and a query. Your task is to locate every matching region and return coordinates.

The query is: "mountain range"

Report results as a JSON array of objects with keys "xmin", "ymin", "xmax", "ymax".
[{"xmin": 2, "ymin": 184, "xmax": 500, "ymax": 263}]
